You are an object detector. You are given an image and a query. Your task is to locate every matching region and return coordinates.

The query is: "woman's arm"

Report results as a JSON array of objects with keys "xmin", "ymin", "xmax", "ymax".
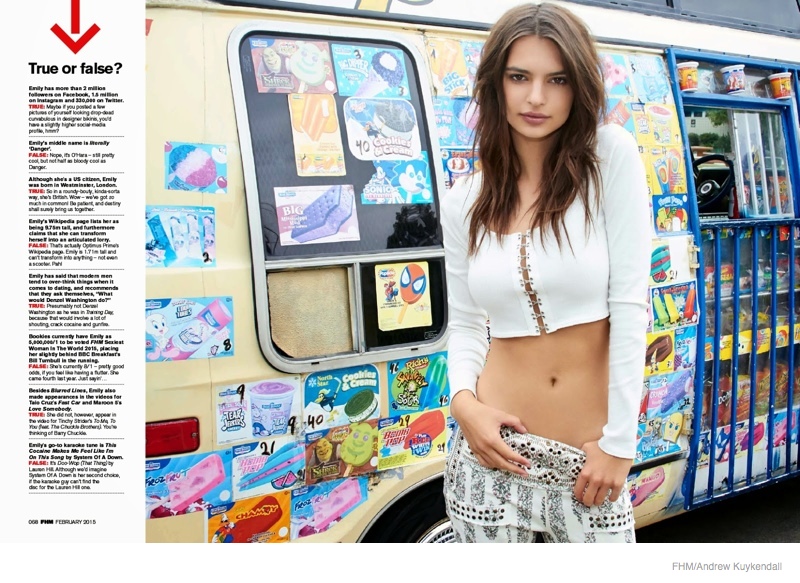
[{"xmin": 575, "ymin": 124, "xmax": 651, "ymax": 505}]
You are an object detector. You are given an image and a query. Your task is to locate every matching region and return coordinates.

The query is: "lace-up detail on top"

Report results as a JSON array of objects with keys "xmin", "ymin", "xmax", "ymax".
[{"xmin": 518, "ymin": 232, "xmax": 549, "ymax": 333}]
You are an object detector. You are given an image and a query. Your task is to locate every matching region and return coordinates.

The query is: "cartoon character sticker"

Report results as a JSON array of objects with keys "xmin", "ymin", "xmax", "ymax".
[
  {"xmin": 343, "ymin": 98, "xmax": 421, "ymax": 161},
  {"xmin": 376, "ymin": 261, "xmax": 432, "ymax": 331},
  {"xmin": 303, "ymin": 364, "xmax": 380, "ymax": 432},
  {"xmin": 461, "ymin": 40, "xmax": 484, "ymax": 94},
  {"xmin": 145, "ymin": 297, "xmax": 234, "ymax": 362},
  {"xmin": 377, "ymin": 408, "xmax": 448, "ymax": 471},
  {"xmin": 331, "ymin": 44, "xmax": 410, "ymax": 98},
  {"xmin": 164, "ymin": 142, "xmax": 227, "ymax": 193},
  {"xmin": 145, "ymin": 450, "xmax": 233, "ymax": 519},
  {"xmin": 361, "ymin": 153, "xmax": 433, "ymax": 204},
  {"xmin": 628, "ymin": 53, "xmax": 673, "ymax": 104},
  {"xmin": 207, "ymin": 492, "xmax": 291, "ymax": 543},
  {"xmin": 146, "ymin": 206, "xmax": 215, "ymax": 268},
  {"xmin": 249, "ymin": 37, "xmax": 337, "ymax": 94},
  {"xmin": 387, "ymin": 352, "xmax": 449, "ymax": 414},
  {"xmin": 305, "ymin": 421, "xmax": 379, "ymax": 483},
  {"xmin": 231, "ymin": 439, "xmax": 305, "ymax": 501},
  {"xmin": 599, "ymin": 52, "xmax": 633, "ymax": 98}
]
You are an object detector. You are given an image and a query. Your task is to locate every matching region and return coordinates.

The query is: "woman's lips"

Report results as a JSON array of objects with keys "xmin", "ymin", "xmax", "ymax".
[{"xmin": 521, "ymin": 113, "xmax": 549, "ymax": 124}]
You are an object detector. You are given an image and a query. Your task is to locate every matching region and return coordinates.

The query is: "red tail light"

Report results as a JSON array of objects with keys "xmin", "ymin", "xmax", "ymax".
[{"xmin": 146, "ymin": 418, "xmax": 200, "ymax": 458}]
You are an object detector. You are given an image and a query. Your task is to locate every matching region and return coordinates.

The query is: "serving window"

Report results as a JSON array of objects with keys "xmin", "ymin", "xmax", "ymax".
[{"xmin": 228, "ymin": 22, "xmax": 448, "ymax": 373}]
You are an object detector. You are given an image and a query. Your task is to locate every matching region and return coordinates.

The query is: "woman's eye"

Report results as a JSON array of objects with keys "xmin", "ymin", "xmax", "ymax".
[
  {"xmin": 550, "ymin": 77, "xmax": 568, "ymax": 85},
  {"xmin": 509, "ymin": 73, "xmax": 526, "ymax": 82}
]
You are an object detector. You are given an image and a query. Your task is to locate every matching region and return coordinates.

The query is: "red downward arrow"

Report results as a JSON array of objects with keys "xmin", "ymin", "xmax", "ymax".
[{"xmin": 51, "ymin": 0, "xmax": 100, "ymax": 54}]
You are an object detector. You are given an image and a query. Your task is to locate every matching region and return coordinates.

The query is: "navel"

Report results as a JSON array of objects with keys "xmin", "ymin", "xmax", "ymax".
[{"xmin": 550, "ymin": 377, "xmax": 557, "ymax": 387}]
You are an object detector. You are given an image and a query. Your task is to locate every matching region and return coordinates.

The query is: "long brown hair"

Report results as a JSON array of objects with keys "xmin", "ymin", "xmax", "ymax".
[{"xmin": 468, "ymin": 2, "xmax": 606, "ymax": 254}]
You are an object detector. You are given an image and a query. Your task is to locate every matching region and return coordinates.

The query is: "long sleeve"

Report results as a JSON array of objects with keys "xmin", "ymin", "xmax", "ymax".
[
  {"xmin": 597, "ymin": 125, "xmax": 652, "ymax": 459},
  {"xmin": 440, "ymin": 175, "xmax": 489, "ymax": 400}
]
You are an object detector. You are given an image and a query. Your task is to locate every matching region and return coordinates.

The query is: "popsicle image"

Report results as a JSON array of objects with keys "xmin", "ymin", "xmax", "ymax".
[
  {"xmin": 167, "ymin": 453, "xmax": 226, "ymax": 513},
  {"xmin": 403, "ymin": 409, "xmax": 446, "ymax": 449},
  {"xmin": 683, "ymin": 286, "xmax": 697, "ymax": 321},
  {"xmin": 294, "ymin": 94, "xmax": 338, "ymax": 143},
  {"xmin": 663, "ymin": 292, "xmax": 681, "ymax": 324},
  {"xmin": 340, "ymin": 422, "xmax": 377, "ymax": 477},
  {"xmin": 313, "ymin": 478, "xmax": 364, "ymax": 531},
  {"xmin": 397, "ymin": 263, "xmax": 427, "ymax": 324},
  {"xmin": 650, "ymin": 245, "xmax": 670, "ymax": 283},
  {"xmin": 651, "ymin": 293, "xmax": 669, "ymax": 328},
  {"xmin": 630, "ymin": 467, "xmax": 665, "ymax": 507},
  {"xmin": 237, "ymin": 442, "xmax": 305, "ymax": 491},
  {"xmin": 738, "ymin": 421, "xmax": 765, "ymax": 452},
  {"xmin": 418, "ymin": 354, "xmax": 448, "ymax": 410}
]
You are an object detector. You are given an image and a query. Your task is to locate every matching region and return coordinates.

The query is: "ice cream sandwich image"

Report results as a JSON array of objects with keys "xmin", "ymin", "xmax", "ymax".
[{"xmin": 274, "ymin": 184, "xmax": 361, "ymax": 247}]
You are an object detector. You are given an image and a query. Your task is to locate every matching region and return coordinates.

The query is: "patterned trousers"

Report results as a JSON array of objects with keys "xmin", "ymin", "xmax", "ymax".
[{"xmin": 444, "ymin": 426, "xmax": 635, "ymax": 543}]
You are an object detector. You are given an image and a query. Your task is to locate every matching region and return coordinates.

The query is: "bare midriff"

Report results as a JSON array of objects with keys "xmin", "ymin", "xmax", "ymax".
[{"xmin": 476, "ymin": 317, "xmax": 610, "ymax": 450}]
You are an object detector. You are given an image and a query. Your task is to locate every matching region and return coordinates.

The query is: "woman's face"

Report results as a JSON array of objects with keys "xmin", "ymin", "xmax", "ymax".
[{"xmin": 503, "ymin": 35, "xmax": 574, "ymax": 147}]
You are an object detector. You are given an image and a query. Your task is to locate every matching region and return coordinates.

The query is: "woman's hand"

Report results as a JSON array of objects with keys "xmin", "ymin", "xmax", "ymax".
[
  {"xmin": 450, "ymin": 391, "xmax": 531, "ymax": 477},
  {"xmin": 573, "ymin": 440, "xmax": 633, "ymax": 506}
]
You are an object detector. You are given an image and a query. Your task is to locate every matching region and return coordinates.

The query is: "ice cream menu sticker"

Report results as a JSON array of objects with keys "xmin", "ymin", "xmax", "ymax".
[
  {"xmin": 362, "ymin": 153, "xmax": 434, "ymax": 204},
  {"xmin": 231, "ymin": 439, "xmax": 305, "ymax": 501},
  {"xmin": 376, "ymin": 261, "xmax": 432, "ymax": 332},
  {"xmin": 288, "ymin": 94, "xmax": 346, "ymax": 176},
  {"xmin": 145, "ymin": 296, "xmax": 234, "ymax": 362},
  {"xmin": 216, "ymin": 376, "xmax": 302, "ymax": 445},
  {"xmin": 145, "ymin": 205, "xmax": 216, "ymax": 268},
  {"xmin": 303, "ymin": 364, "xmax": 380, "ymax": 432},
  {"xmin": 387, "ymin": 352, "xmax": 449, "ymax": 414},
  {"xmin": 274, "ymin": 184, "xmax": 360, "ymax": 246},
  {"xmin": 249, "ymin": 37, "xmax": 337, "ymax": 94},
  {"xmin": 290, "ymin": 477, "xmax": 369, "ymax": 539},
  {"xmin": 331, "ymin": 44, "xmax": 411, "ymax": 99},
  {"xmin": 146, "ymin": 450, "xmax": 233, "ymax": 519},
  {"xmin": 207, "ymin": 491, "xmax": 291, "ymax": 543},
  {"xmin": 377, "ymin": 408, "xmax": 448, "ymax": 471},
  {"xmin": 433, "ymin": 96, "xmax": 478, "ymax": 149},
  {"xmin": 343, "ymin": 98, "xmax": 421, "ymax": 161},
  {"xmin": 164, "ymin": 142, "xmax": 228, "ymax": 193},
  {"xmin": 305, "ymin": 420, "xmax": 379, "ymax": 483},
  {"xmin": 425, "ymin": 36, "xmax": 470, "ymax": 97}
]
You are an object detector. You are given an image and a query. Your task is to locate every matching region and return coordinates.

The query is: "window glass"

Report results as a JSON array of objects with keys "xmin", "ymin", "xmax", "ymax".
[{"xmin": 681, "ymin": 0, "xmax": 800, "ymax": 33}]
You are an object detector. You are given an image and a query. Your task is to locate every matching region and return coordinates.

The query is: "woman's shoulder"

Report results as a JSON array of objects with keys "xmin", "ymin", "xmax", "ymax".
[
  {"xmin": 596, "ymin": 123, "xmax": 639, "ymax": 162},
  {"xmin": 441, "ymin": 171, "xmax": 482, "ymax": 223}
]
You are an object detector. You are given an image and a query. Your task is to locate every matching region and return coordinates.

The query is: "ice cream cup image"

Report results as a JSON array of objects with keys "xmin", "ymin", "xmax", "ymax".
[
  {"xmin": 647, "ymin": 105, "xmax": 674, "ymax": 144},
  {"xmin": 676, "ymin": 61, "xmax": 698, "ymax": 92},
  {"xmin": 768, "ymin": 72, "xmax": 793, "ymax": 99},
  {"xmin": 721, "ymin": 64, "xmax": 746, "ymax": 94},
  {"xmin": 250, "ymin": 382, "xmax": 295, "ymax": 437}
]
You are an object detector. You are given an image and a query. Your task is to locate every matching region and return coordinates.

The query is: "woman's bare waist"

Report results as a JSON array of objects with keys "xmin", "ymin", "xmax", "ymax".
[{"xmin": 476, "ymin": 319, "xmax": 611, "ymax": 447}]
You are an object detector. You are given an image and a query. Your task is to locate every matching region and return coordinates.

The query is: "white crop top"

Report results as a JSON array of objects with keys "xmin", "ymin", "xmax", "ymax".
[{"xmin": 441, "ymin": 124, "xmax": 651, "ymax": 459}]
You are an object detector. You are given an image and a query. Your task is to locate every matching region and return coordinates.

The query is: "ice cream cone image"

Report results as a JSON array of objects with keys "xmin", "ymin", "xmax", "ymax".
[{"xmin": 354, "ymin": 50, "xmax": 405, "ymax": 98}]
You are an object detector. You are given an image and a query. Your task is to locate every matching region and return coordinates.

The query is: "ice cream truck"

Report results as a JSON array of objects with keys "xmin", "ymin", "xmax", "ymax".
[{"xmin": 145, "ymin": 0, "xmax": 800, "ymax": 543}]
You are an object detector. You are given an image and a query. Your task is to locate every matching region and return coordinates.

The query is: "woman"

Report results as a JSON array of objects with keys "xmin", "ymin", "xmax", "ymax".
[{"xmin": 442, "ymin": 2, "xmax": 650, "ymax": 543}]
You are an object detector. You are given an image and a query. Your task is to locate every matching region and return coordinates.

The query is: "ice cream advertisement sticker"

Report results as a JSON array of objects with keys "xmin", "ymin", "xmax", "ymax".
[
  {"xmin": 377, "ymin": 408, "xmax": 448, "ymax": 471},
  {"xmin": 442, "ymin": 149, "xmax": 480, "ymax": 189},
  {"xmin": 290, "ymin": 477, "xmax": 368, "ymax": 539},
  {"xmin": 331, "ymin": 44, "xmax": 410, "ymax": 98},
  {"xmin": 231, "ymin": 439, "xmax": 305, "ymax": 500},
  {"xmin": 433, "ymin": 96, "xmax": 478, "ymax": 149},
  {"xmin": 376, "ymin": 261, "xmax": 432, "ymax": 332},
  {"xmin": 343, "ymin": 98, "xmax": 421, "ymax": 161},
  {"xmin": 274, "ymin": 184, "xmax": 360, "ymax": 246},
  {"xmin": 207, "ymin": 492, "xmax": 291, "ymax": 543},
  {"xmin": 146, "ymin": 450, "xmax": 233, "ymax": 519},
  {"xmin": 425, "ymin": 36, "xmax": 470, "ymax": 97},
  {"xmin": 650, "ymin": 281, "xmax": 698, "ymax": 332},
  {"xmin": 305, "ymin": 420, "xmax": 379, "ymax": 483},
  {"xmin": 362, "ymin": 153, "xmax": 433, "ymax": 204},
  {"xmin": 216, "ymin": 376, "xmax": 302, "ymax": 445},
  {"xmin": 387, "ymin": 352, "xmax": 449, "ymax": 414},
  {"xmin": 249, "ymin": 37, "xmax": 337, "ymax": 94},
  {"xmin": 303, "ymin": 364, "xmax": 380, "ymax": 432},
  {"xmin": 145, "ymin": 206, "xmax": 215, "ymax": 268},
  {"xmin": 145, "ymin": 296, "xmax": 234, "ymax": 362},
  {"xmin": 288, "ymin": 94, "xmax": 346, "ymax": 176},
  {"xmin": 164, "ymin": 142, "xmax": 227, "ymax": 193}
]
